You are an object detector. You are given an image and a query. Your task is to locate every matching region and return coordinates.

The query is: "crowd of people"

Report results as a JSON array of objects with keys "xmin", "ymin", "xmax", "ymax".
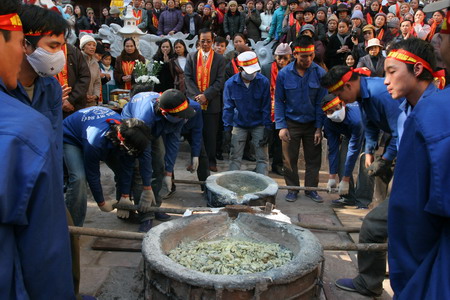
[{"xmin": 1, "ymin": 0, "xmax": 449, "ymax": 299}]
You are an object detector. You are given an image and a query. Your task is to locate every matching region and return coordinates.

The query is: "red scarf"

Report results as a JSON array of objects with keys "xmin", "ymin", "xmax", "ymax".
[
  {"xmin": 133, "ymin": 9, "xmax": 142, "ymax": 25},
  {"xmin": 231, "ymin": 58, "xmax": 239, "ymax": 74},
  {"xmin": 366, "ymin": 13, "xmax": 373, "ymax": 25},
  {"xmin": 377, "ymin": 28, "xmax": 384, "ymax": 41},
  {"xmin": 270, "ymin": 62, "xmax": 279, "ymax": 122},
  {"xmin": 122, "ymin": 61, "xmax": 135, "ymax": 90},
  {"xmin": 55, "ymin": 44, "xmax": 68, "ymax": 86},
  {"xmin": 152, "ymin": 13, "xmax": 159, "ymax": 28},
  {"xmin": 196, "ymin": 50, "xmax": 215, "ymax": 110},
  {"xmin": 289, "ymin": 13, "xmax": 295, "ymax": 27}
]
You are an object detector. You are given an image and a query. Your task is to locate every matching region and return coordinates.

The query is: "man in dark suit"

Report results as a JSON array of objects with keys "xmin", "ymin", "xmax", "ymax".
[{"xmin": 185, "ymin": 28, "xmax": 226, "ymax": 172}]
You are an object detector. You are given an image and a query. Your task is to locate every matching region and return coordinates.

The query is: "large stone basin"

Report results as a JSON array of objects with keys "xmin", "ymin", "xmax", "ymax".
[
  {"xmin": 142, "ymin": 213, "xmax": 324, "ymax": 299},
  {"xmin": 205, "ymin": 171, "xmax": 278, "ymax": 207}
]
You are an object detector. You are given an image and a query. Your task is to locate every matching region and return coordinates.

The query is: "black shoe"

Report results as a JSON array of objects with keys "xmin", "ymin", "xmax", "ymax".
[
  {"xmin": 138, "ymin": 219, "xmax": 153, "ymax": 232},
  {"xmin": 332, "ymin": 197, "xmax": 356, "ymax": 206},
  {"xmin": 155, "ymin": 212, "xmax": 171, "ymax": 221},
  {"xmin": 272, "ymin": 165, "xmax": 284, "ymax": 176},
  {"xmin": 216, "ymin": 153, "xmax": 224, "ymax": 160}
]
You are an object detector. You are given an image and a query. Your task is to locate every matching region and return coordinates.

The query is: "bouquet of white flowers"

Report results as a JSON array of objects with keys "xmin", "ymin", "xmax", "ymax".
[{"xmin": 133, "ymin": 59, "xmax": 162, "ymax": 85}]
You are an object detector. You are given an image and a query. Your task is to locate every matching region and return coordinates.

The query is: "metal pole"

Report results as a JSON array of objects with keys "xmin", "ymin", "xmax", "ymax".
[
  {"xmin": 172, "ymin": 179, "xmax": 338, "ymax": 193},
  {"xmin": 294, "ymin": 222, "xmax": 361, "ymax": 233},
  {"xmin": 68, "ymin": 227, "xmax": 386, "ymax": 251}
]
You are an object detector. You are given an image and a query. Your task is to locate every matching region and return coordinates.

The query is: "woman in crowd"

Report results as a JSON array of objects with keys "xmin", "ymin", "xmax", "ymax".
[
  {"xmin": 86, "ymin": 7, "xmax": 100, "ymax": 33},
  {"xmin": 326, "ymin": 18, "xmax": 353, "ymax": 68},
  {"xmin": 114, "ymin": 38, "xmax": 146, "ymax": 90},
  {"xmin": 259, "ymin": 0, "xmax": 275, "ymax": 40},
  {"xmin": 344, "ymin": 53, "xmax": 356, "ymax": 68},
  {"xmin": 74, "ymin": 4, "xmax": 90, "ymax": 35},
  {"xmin": 201, "ymin": 4, "xmax": 218, "ymax": 32},
  {"xmin": 183, "ymin": 2, "xmax": 202, "ymax": 39},
  {"xmin": 153, "ymin": 38, "xmax": 175, "ymax": 93},
  {"xmin": 65, "ymin": 4, "xmax": 76, "ymax": 36},
  {"xmin": 413, "ymin": 9, "xmax": 431, "ymax": 40},
  {"xmin": 100, "ymin": 7, "xmax": 110, "ymax": 25},
  {"xmin": 356, "ymin": 38, "xmax": 385, "ymax": 77},
  {"xmin": 373, "ymin": 12, "xmax": 388, "ymax": 43},
  {"xmin": 351, "ymin": 24, "xmax": 376, "ymax": 63},
  {"xmin": 325, "ymin": 14, "xmax": 339, "ymax": 44},
  {"xmin": 196, "ymin": 1, "xmax": 205, "ymax": 16},
  {"xmin": 99, "ymin": 52, "xmax": 117, "ymax": 103},
  {"xmin": 409, "ymin": 0, "xmax": 420, "ymax": 14},
  {"xmin": 224, "ymin": 0, "xmax": 245, "ymax": 40},
  {"xmin": 80, "ymin": 35, "xmax": 101, "ymax": 106},
  {"xmin": 364, "ymin": 0, "xmax": 381, "ymax": 25},
  {"xmin": 169, "ymin": 39, "xmax": 188, "ymax": 93},
  {"xmin": 400, "ymin": 3, "xmax": 413, "ymax": 20}
]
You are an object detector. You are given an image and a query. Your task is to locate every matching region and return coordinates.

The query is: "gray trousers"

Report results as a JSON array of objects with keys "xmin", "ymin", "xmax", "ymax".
[
  {"xmin": 352, "ymin": 197, "xmax": 389, "ymax": 296},
  {"xmin": 229, "ymin": 126, "xmax": 268, "ymax": 175}
]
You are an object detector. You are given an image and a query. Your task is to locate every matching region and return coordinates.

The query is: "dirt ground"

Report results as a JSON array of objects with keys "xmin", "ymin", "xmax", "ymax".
[{"xmin": 79, "ymin": 142, "xmax": 393, "ymax": 300}]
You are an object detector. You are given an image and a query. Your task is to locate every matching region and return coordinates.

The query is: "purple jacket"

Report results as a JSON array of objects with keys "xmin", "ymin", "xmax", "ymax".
[{"xmin": 157, "ymin": 9, "xmax": 183, "ymax": 35}]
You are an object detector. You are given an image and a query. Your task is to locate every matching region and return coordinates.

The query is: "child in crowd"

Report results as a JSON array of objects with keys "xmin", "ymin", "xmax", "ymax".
[{"xmin": 99, "ymin": 52, "xmax": 116, "ymax": 103}]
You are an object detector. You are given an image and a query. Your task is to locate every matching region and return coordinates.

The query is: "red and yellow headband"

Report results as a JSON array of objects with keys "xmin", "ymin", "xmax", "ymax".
[
  {"xmin": 0, "ymin": 13, "xmax": 22, "ymax": 32},
  {"xmin": 294, "ymin": 45, "xmax": 315, "ymax": 53},
  {"xmin": 24, "ymin": 30, "xmax": 53, "ymax": 36},
  {"xmin": 160, "ymin": 100, "xmax": 189, "ymax": 114},
  {"xmin": 322, "ymin": 96, "xmax": 342, "ymax": 112},
  {"xmin": 327, "ymin": 68, "xmax": 372, "ymax": 93},
  {"xmin": 387, "ymin": 49, "xmax": 446, "ymax": 89},
  {"xmin": 237, "ymin": 57, "xmax": 258, "ymax": 67}
]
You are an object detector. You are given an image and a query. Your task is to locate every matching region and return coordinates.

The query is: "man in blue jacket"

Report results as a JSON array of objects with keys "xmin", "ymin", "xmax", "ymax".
[
  {"xmin": 385, "ymin": 33, "xmax": 449, "ymax": 298},
  {"xmin": 275, "ymin": 36, "xmax": 327, "ymax": 202},
  {"xmin": 321, "ymin": 65, "xmax": 402, "ymax": 207},
  {"xmin": 0, "ymin": 1, "xmax": 75, "ymax": 298},
  {"xmin": 63, "ymin": 106, "xmax": 152, "ymax": 227},
  {"xmin": 321, "ymin": 94, "xmax": 364, "ymax": 206},
  {"xmin": 121, "ymin": 89, "xmax": 196, "ymax": 231},
  {"xmin": 223, "ymin": 51, "xmax": 272, "ymax": 175},
  {"xmin": 330, "ymin": 38, "xmax": 440, "ymax": 297}
]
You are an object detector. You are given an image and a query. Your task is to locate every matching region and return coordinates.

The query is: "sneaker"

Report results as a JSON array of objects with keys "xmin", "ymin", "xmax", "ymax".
[
  {"xmin": 305, "ymin": 191, "xmax": 323, "ymax": 203},
  {"xmin": 285, "ymin": 191, "xmax": 298, "ymax": 202},
  {"xmin": 155, "ymin": 212, "xmax": 171, "ymax": 221},
  {"xmin": 332, "ymin": 197, "xmax": 356, "ymax": 206},
  {"xmin": 335, "ymin": 278, "xmax": 358, "ymax": 293},
  {"xmin": 138, "ymin": 220, "xmax": 153, "ymax": 233}
]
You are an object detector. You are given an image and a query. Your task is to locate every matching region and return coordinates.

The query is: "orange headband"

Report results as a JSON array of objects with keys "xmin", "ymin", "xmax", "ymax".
[
  {"xmin": 161, "ymin": 100, "xmax": 189, "ymax": 114},
  {"xmin": 0, "ymin": 13, "xmax": 22, "ymax": 31},
  {"xmin": 24, "ymin": 31, "xmax": 53, "ymax": 36},
  {"xmin": 327, "ymin": 68, "xmax": 372, "ymax": 93},
  {"xmin": 294, "ymin": 45, "xmax": 315, "ymax": 53},
  {"xmin": 387, "ymin": 49, "xmax": 446, "ymax": 89},
  {"xmin": 322, "ymin": 96, "xmax": 342, "ymax": 112},
  {"xmin": 237, "ymin": 57, "xmax": 258, "ymax": 67}
]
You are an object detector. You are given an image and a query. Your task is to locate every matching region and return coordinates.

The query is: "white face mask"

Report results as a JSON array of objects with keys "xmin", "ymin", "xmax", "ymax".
[
  {"xmin": 241, "ymin": 71, "xmax": 257, "ymax": 81},
  {"xmin": 327, "ymin": 107, "xmax": 346, "ymax": 123},
  {"xmin": 26, "ymin": 47, "xmax": 66, "ymax": 77}
]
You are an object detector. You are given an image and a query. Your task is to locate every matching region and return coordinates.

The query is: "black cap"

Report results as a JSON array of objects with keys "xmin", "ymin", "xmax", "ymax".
[
  {"xmin": 159, "ymin": 89, "xmax": 196, "ymax": 119},
  {"xmin": 288, "ymin": 0, "xmax": 299, "ymax": 5}
]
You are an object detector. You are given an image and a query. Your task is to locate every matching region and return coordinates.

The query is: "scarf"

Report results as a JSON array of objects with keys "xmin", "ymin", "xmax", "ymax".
[
  {"xmin": 196, "ymin": 50, "xmax": 214, "ymax": 110},
  {"xmin": 55, "ymin": 44, "xmax": 68, "ymax": 86},
  {"xmin": 133, "ymin": 9, "xmax": 142, "ymax": 25},
  {"xmin": 231, "ymin": 58, "xmax": 239, "ymax": 74},
  {"xmin": 121, "ymin": 60, "xmax": 135, "ymax": 90},
  {"xmin": 270, "ymin": 62, "xmax": 279, "ymax": 122}
]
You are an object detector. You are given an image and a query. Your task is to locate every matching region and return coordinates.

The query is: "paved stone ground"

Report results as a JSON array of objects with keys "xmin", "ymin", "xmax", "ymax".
[{"xmin": 79, "ymin": 142, "xmax": 393, "ymax": 300}]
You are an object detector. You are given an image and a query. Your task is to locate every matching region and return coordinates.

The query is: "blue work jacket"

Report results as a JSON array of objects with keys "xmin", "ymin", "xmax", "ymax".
[
  {"xmin": 388, "ymin": 87, "xmax": 450, "ymax": 300},
  {"xmin": 121, "ymin": 92, "xmax": 184, "ymax": 183},
  {"xmin": 358, "ymin": 77, "xmax": 402, "ymax": 161},
  {"xmin": 11, "ymin": 77, "xmax": 63, "ymax": 163},
  {"xmin": 181, "ymin": 99, "xmax": 203, "ymax": 157},
  {"xmin": 223, "ymin": 73, "xmax": 271, "ymax": 131},
  {"xmin": 63, "ymin": 106, "xmax": 122, "ymax": 203},
  {"xmin": 274, "ymin": 61, "xmax": 327, "ymax": 129},
  {"xmin": 0, "ymin": 79, "xmax": 75, "ymax": 299},
  {"xmin": 323, "ymin": 105, "xmax": 364, "ymax": 177}
]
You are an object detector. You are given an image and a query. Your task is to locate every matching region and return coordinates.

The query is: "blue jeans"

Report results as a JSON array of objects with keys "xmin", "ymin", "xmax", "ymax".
[
  {"xmin": 64, "ymin": 143, "xmax": 88, "ymax": 227},
  {"xmin": 229, "ymin": 126, "xmax": 268, "ymax": 175}
]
